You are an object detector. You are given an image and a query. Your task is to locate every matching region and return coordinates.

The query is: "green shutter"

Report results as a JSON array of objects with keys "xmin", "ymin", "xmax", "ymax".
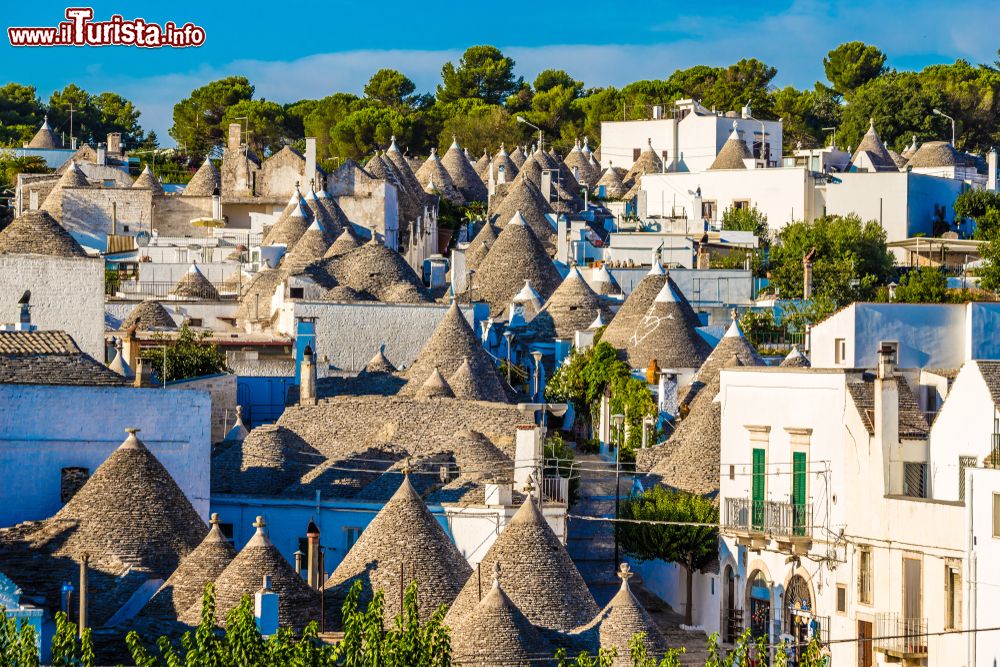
[
  {"xmin": 752, "ymin": 448, "xmax": 765, "ymax": 530},
  {"xmin": 792, "ymin": 452, "xmax": 807, "ymax": 536}
]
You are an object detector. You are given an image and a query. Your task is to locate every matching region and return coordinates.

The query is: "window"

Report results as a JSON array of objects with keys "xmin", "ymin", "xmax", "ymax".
[
  {"xmin": 752, "ymin": 448, "xmax": 766, "ymax": 530},
  {"xmin": 732, "ymin": 199, "xmax": 750, "ymax": 211},
  {"xmin": 701, "ymin": 200, "xmax": 717, "ymax": 221},
  {"xmin": 837, "ymin": 584, "xmax": 847, "ymax": 613},
  {"xmin": 185, "ymin": 317, "xmax": 203, "ymax": 327},
  {"xmin": 945, "ymin": 564, "xmax": 962, "ymax": 629},
  {"xmin": 344, "ymin": 526, "xmax": 362, "ymax": 551},
  {"xmin": 904, "ymin": 463, "xmax": 927, "ymax": 498},
  {"xmin": 219, "ymin": 522, "xmax": 235, "ymax": 545},
  {"xmin": 858, "ymin": 545, "xmax": 872, "ymax": 605},
  {"xmin": 834, "ymin": 338, "xmax": 847, "ymax": 364},
  {"xmin": 289, "ymin": 287, "xmax": 305, "ymax": 299},
  {"xmin": 792, "ymin": 451, "xmax": 807, "ymax": 536},
  {"xmin": 879, "ymin": 340, "xmax": 899, "ymax": 365},
  {"xmin": 993, "ymin": 493, "xmax": 1000, "ymax": 538},
  {"xmin": 959, "ymin": 456, "xmax": 977, "ymax": 501},
  {"xmin": 633, "ymin": 148, "xmax": 642, "ymax": 162}
]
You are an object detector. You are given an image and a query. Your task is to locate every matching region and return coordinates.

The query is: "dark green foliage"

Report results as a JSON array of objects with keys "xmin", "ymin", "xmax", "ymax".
[
  {"xmin": 768, "ymin": 214, "xmax": 895, "ymax": 305},
  {"xmin": 0, "ymin": 613, "xmax": 40, "ymax": 667},
  {"xmin": 169, "ymin": 76, "xmax": 255, "ymax": 157},
  {"xmin": 544, "ymin": 432, "xmax": 580, "ymax": 505},
  {"xmin": 617, "ymin": 488, "xmax": 718, "ymax": 626},
  {"xmin": 437, "ymin": 46, "xmax": 522, "ymax": 105},
  {"xmin": 823, "ymin": 42, "xmax": 887, "ymax": 96},
  {"xmin": 143, "ymin": 322, "xmax": 227, "ymax": 382},
  {"xmin": 46, "ymin": 85, "xmax": 145, "ymax": 148},
  {"xmin": 894, "ymin": 267, "xmax": 948, "ymax": 303},
  {"xmin": 0, "ymin": 83, "xmax": 45, "ymax": 146},
  {"xmin": 220, "ymin": 99, "xmax": 290, "ymax": 156},
  {"xmin": 364, "ymin": 70, "xmax": 417, "ymax": 108},
  {"xmin": 955, "ymin": 189, "xmax": 1000, "ymax": 240},
  {"xmin": 720, "ymin": 205, "xmax": 768, "ymax": 239}
]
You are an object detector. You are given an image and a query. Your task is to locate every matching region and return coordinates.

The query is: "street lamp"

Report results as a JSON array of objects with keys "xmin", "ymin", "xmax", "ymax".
[
  {"xmin": 821, "ymin": 126, "xmax": 838, "ymax": 149},
  {"xmin": 611, "ymin": 412, "xmax": 625, "ymax": 572},
  {"xmin": 516, "ymin": 116, "xmax": 544, "ymax": 153},
  {"xmin": 933, "ymin": 109, "xmax": 956, "ymax": 147},
  {"xmin": 531, "ymin": 350, "xmax": 543, "ymax": 401}
]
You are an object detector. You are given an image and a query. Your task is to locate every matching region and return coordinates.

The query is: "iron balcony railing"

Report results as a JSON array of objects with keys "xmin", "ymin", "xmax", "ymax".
[
  {"xmin": 107, "ymin": 279, "xmax": 237, "ymax": 299},
  {"xmin": 874, "ymin": 613, "xmax": 928, "ymax": 657},
  {"xmin": 723, "ymin": 497, "xmax": 813, "ymax": 539},
  {"xmin": 542, "ymin": 475, "xmax": 570, "ymax": 505},
  {"xmin": 986, "ymin": 434, "xmax": 1000, "ymax": 468}
]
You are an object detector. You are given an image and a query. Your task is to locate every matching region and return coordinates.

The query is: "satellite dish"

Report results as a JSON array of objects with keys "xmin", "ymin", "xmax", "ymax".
[{"xmin": 135, "ymin": 231, "xmax": 151, "ymax": 247}]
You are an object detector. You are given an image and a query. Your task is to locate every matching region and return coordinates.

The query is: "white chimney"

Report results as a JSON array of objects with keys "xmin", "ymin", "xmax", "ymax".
[
  {"xmin": 874, "ymin": 344, "xmax": 902, "ymax": 494},
  {"xmin": 514, "ymin": 424, "xmax": 543, "ymax": 493},
  {"xmin": 989, "ymin": 148, "xmax": 998, "ymax": 192},
  {"xmin": 652, "ymin": 105, "xmax": 663, "ymax": 120},
  {"xmin": 540, "ymin": 170, "xmax": 553, "ymax": 203},
  {"xmin": 305, "ymin": 137, "xmax": 317, "ymax": 188},
  {"xmin": 484, "ymin": 482, "xmax": 513, "ymax": 507},
  {"xmin": 741, "ymin": 104, "xmax": 752, "ymax": 119},
  {"xmin": 96, "ymin": 144, "xmax": 107, "ymax": 166},
  {"xmin": 300, "ymin": 344, "xmax": 317, "ymax": 406}
]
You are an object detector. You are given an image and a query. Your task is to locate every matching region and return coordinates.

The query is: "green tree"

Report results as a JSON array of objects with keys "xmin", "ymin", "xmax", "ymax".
[
  {"xmin": 977, "ymin": 236, "xmax": 1000, "ymax": 293},
  {"xmin": 706, "ymin": 58, "xmax": 777, "ymax": 118},
  {"xmin": 768, "ymin": 214, "xmax": 895, "ymax": 304},
  {"xmin": 329, "ymin": 105, "xmax": 414, "ymax": 160},
  {"xmin": 436, "ymin": 103, "xmax": 524, "ymax": 156},
  {"xmin": 771, "ymin": 84, "xmax": 842, "ymax": 149},
  {"xmin": 47, "ymin": 84, "xmax": 100, "ymax": 146},
  {"xmin": 220, "ymin": 99, "xmax": 289, "ymax": 156},
  {"xmin": 617, "ymin": 487, "xmax": 719, "ymax": 626},
  {"xmin": 0, "ymin": 613, "xmax": 40, "ymax": 667},
  {"xmin": 955, "ymin": 188, "xmax": 1000, "ymax": 239},
  {"xmin": 364, "ymin": 69, "xmax": 417, "ymax": 108},
  {"xmin": 823, "ymin": 42, "xmax": 887, "ymax": 96},
  {"xmin": 918, "ymin": 60, "xmax": 1000, "ymax": 152},
  {"xmin": 838, "ymin": 72, "xmax": 942, "ymax": 153},
  {"xmin": 92, "ymin": 91, "xmax": 145, "ymax": 147},
  {"xmin": 170, "ymin": 76, "xmax": 255, "ymax": 157},
  {"xmin": 143, "ymin": 322, "xmax": 227, "ymax": 382},
  {"xmin": 894, "ymin": 267, "xmax": 948, "ymax": 303},
  {"xmin": 437, "ymin": 45, "xmax": 522, "ymax": 105},
  {"xmin": 721, "ymin": 205, "xmax": 768, "ymax": 239},
  {"xmin": 0, "ymin": 83, "xmax": 44, "ymax": 145}
]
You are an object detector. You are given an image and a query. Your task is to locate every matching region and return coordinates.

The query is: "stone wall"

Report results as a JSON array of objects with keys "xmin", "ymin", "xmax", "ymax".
[
  {"xmin": 61, "ymin": 186, "xmax": 153, "ymax": 250},
  {"xmin": 168, "ymin": 373, "xmax": 237, "ymax": 444},
  {"xmin": 0, "ymin": 254, "xmax": 105, "ymax": 359},
  {"xmin": 0, "ymin": 383, "xmax": 211, "ymax": 525},
  {"xmin": 283, "ymin": 301, "xmax": 474, "ymax": 373},
  {"xmin": 259, "ymin": 147, "xmax": 306, "ymax": 199},
  {"xmin": 152, "ymin": 195, "xmax": 214, "ymax": 237},
  {"xmin": 337, "ymin": 182, "xmax": 399, "ymax": 249}
]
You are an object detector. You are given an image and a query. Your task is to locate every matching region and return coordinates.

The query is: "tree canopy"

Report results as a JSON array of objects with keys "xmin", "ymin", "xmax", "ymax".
[
  {"xmin": 437, "ymin": 45, "xmax": 522, "ymax": 105},
  {"xmin": 823, "ymin": 41, "xmax": 887, "ymax": 96}
]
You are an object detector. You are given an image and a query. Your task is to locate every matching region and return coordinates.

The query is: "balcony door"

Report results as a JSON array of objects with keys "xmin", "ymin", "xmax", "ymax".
[
  {"xmin": 857, "ymin": 620, "xmax": 873, "ymax": 667},
  {"xmin": 752, "ymin": 448, "xmax": 766, "ymax": 530},
  {"xmin": 903, "ymin": 557, "xmax": 922, "ymax": 620},
  {"xmin": 792, "ymin": 452, "xmax": 807, "ymax": 536}
]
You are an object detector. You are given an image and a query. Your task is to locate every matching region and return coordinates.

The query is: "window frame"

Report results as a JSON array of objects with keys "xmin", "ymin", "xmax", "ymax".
[{"xmin": 858, "ymin": 544, "xmax": 873, "ymax": 606}]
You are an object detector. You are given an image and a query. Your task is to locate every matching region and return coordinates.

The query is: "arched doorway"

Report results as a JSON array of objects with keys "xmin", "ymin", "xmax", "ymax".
[
  {"xmin": 784, "ymin": 574, "xmax": 814, "ymax": 665},
  {"xmin": 723, "ymin": 565, "xmax": 740, "ymax": 642},
  {"xmin": 748, "ymin": 570, "xmax": 771, "ymax": 644}
]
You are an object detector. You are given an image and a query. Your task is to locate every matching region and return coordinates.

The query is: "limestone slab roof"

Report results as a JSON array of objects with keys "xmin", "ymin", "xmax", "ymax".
[
  {"xmin": 623, "ymin": 277, "xmax": 711, "ymax": 370},
  {"xmin": 601, "ymin": 265, "xmax": 667, "ymax": 351},
  {"xmin": 0, "ymin": 330, "xmax": 126, "ymax": 386},
  {"xmin": 262, "ymin": 196, "xmax": 312, "ymax": 249},
  {"xmin": 709, "ymin": 128, "xmax": 752, "ymax": 171},
  {"xmin": 907, "ymin": 140, "xmax": 963, "ymax": 168},
  {"xmin": 680, "ymin": 318, "xmax": 763, "ymax": 406},
  {"xmin": 473, "ymin": 217, "xmax": 562, "ymax": 317},
  {"xmin": 170, "ymin": 263, "xmax": 220, "ymax": 300},
  {"xmin": 132, "ymin": 165, "xmax": 164, "ymax": 194},
  {"xmin": 780, "ymin": 347, "xmax": 810, "ymax": 367},
  {"xmin": 445, "ymin": 497, "xmax": 599, "ymax": 633},
  {"xmin": 362, "ymin": 347, "xmax": 398, "ymax": 374},
  {"xmin": 450, "ymin": 567, "xmax": 553, "ymax": 667},
  {"xmin": 851, "ymin": 120, "xmax": 896, "ymax": 171},
  {"xmin": 0, "ymin": 209, "xmax": 88, "ymax": 257},
  {"xmin": 465, "ymin": 220, "xmax": 500, "ymax": 271},
  {"xmin": 316, "ymin": 239, "xmax": 432, "ymax": 303},
  {"xmin": 847, "ymin": 371, "xmax": 929, "ymax": 439},
  {"xmin": 26, "ymin": 116, "xmax": 61, "ymax": 149},
  {"xmin": 325, "ymin": 474, "xmax": 472, "ymax": 623},
  {"xmin": 624, "ymin": 140, "xmax": 663, "ymax": 184},
  {"xmin": 402, "ymin": 302, "xmax": 508, "ymax": 402},
  {"xmin": 211, "ymin": 423, "xmax": 324, "ymax": 496},
  {"xmin": 181, "ymin": 517, "xmax": 320, "ymax": 630},
  {"xmin": 442, "ymin": 139, "xmax": 488, "ymax": 203},
  {"xmin": 181, "ymin": 158, "xmax": 222, "ymax": 197},
  {"xmin": 415, "ymin": 148, "xmax": 464, "ymax": 205},
  {"xmin": 595, "ymin": 165, "xmax": 628, "ymax": 199},
  {"xmin": 488, "ymin": 177, "xmax": 556, "ymax": 252},
  {"xmin": 120, "ymin": 300, "xmax": 177, "ymax": 331},
  {"xmin": 976, "ymin": 361, "xmax": 1000, "ymax": 406},
  {"xmin": 280, "ymin": 222, "xmax": 333, "ymax": 275},
  {"xmin": 528, "ymin": 268, "xmax": 615, "ymax": 340},
  {"xmin": 508, "ymin": 145, "xmax": 527, "ymax": 167},
  {"xmin": 324, "ymin": 227, "xmax": 363, "ymax": 258}
]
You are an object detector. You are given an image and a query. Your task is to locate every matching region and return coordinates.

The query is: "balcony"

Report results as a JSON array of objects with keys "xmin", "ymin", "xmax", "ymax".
[
  {"xmin": 541, "ymin": 475, "xmax": 570, "ymax": 505},
  {"xmin": 874, "ymin": 613, "xmax": 927, "ymax": 659},
  {"xmin": 723, "ymin": 497, "xmax": 813, "ymax": 546}
]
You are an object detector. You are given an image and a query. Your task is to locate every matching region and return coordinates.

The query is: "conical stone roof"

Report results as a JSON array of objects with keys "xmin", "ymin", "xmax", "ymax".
[
  {"xmin": 907, "ymin": 140, "xmax": 963, "ymax": 169},
  {"xmin": 303, "ymin": 188, "xmax": 337, "ymax": 238},
  {"xmin": 489, "ymin": 178, "xmax": 555, "ymax": 251},
  {"xmin": 601, "ymin": 262, "xmax": 667, "ymax": 351},
  {"xmin": 529, "ymin": 268, "xmax": 614, "ymax": 340},
  {"xmin": 403, "ymin": 303, "xmax": 507, "ymax": 402},
  {"xmin": 624, "ymin": 139, "xmax": 663, "ymax": 184},
  {"xmin": 474, "ymin": 150, "xmax": 491, "ymax": 183},
  {"xmin": 595, "ymin": 165, "xmax": 628, "ymax": 199},
  {"xmin": 592, "ymin": 264, "xmax": 621, "ymax": 296},
  {"xmin": 146, "ymin": 514, "xmax": 236, "ymax": 618},
  {"xmin": 213, "ymin": 424, "xmax": 322, "ymax": 496},
  {"xmin": 491, "ymin": 144, "xmax": 520, "ymax": 183},
  {"xmin": 319, "ymin": 238, "xmax": 431, "ymax": 302},
  {"xmin": 324, "ymin": 227, "xmax": 362, "ymax": 258},
  {"xmin": 362, "ymin": 346, "xmax": 397, "ymax": 374},
  {"xmin": 281, "ymin": 220, "xmax": 332, "ymax": 275},
  {"xmin": 120, "ymin": 300, "xmax": 176, "ymax": 331},
  {"xmin": 52, "ymin": 429, "xmax": 207, "ymax": 576},
  {"xmin": 572, "ymin": 563, "xmax": 669, "ymax": 666},
  {"xmin": 508, "ymin": 145, "xmax": 527, "ymax": 168},
  {"xmin": 441, "ymin": 138, "xmax": 488, "ymax": 203},
  {"xmin": 475, "ymin": 214, "xmax": 562, "ymax": 317},
  {"xmin": 0, "ymin": 209, "xmax": 87, "ymax": 257},
  {"xmin": 465, "ymin": 221, "xmax": 499, "ymax": 271},
  {"xmin": 416, "ymin": 367, "xmax": 455, "ymax": 399},
  {"xmin": 445, "ymin": 497, "xmax": 599, "ymax": 632},
  {"xmin": 181, "ymin": 516, "xmax": 319, "ymax": 630},
  {"xmin": 316, "ymin": 187, "xmax": 353, "ymax": 234},
  {"xmin": 324, "ymin": 474, "xmax": 472, "ymax": 622},
  {"xmin": 415, "ymin": 148, "xmax": 464, "ymax": 205},
  {"xmin": 447, "ymin": 356, "xmax": 499, "ymax": 402},
  {"xmin": 901, "ymin": 135, "xmax": 919, "ymax": 159},
  {"xmin": 780, "ymin": 346, "xmax": 810, "ymax": 368},
  {"xmin": 182, "ymin": 158, "xmax": 221, "ymax": 197},
  {"xmin": 851, "ymin": 119, "xmax": 896, "ymax": 171},
  {"xmin": 132, "ymin": 165, "xmax": 164, "ymax": 194},
  {"xmin": 624, "ymin": 278, "xmax": 711, "ymax": 370},
  {"xmin": 709, "ymin": 126, "xmax": 752, "ymax": 170},
  {"xmin": 385, "ymin": 136, "xmax": 429, "ymax": 207},
  {"xmin": 262, "ymin": 195, "xmax": 311, "ymax": 248},
  {"xmin": 26, "ymin": 115, "xmax": 62, "ymax": 149},
  {"xmin": 450, "ymin": 564, "xmax": 553, "ymax": 667},
  {"xmin": 40, "ymin": 161, "xmax": 90, "ymax": 219},
  {"xmin": 170, "ymin": 262, "xmax": 219, "ymax": 300},
  {"xmin": 681, "ymin": 316, "xmax": 763, "ymax": 406}
]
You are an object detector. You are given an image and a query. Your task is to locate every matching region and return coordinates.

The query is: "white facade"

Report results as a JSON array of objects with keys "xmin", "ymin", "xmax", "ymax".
[
  {"xmin": 0, "ymin": 254, "xmax": 105, "ymax": 360},
  {"xmin": 0, "ymin": 384, "xmax": 212, "ymax": 525}
]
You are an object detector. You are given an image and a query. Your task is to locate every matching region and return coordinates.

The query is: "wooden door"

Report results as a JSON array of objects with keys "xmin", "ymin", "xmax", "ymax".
[{"xmin": 857, "ymin": 620, "xmax": 872, "ymax": 667}]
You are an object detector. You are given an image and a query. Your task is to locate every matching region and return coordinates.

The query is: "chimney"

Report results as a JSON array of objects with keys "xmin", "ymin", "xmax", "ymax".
[
  {"xmin": 306, "ymin": 518, "xmax": 320, "ymax": 589},
  {"xmin": 540, "ymin": 170, "xmax": 553, "ymax": 203},
  {"xmin": 484, "ymin": 481, "xmax": 513, "ymax": 507},
  {"xmin": 111, "ymin": 201, "xmax": 117, "ymax": 236},
  {"xmin": 228, "ymin": 123, "xmax": 242, "ymax": 150},
  {"xmin": 989, "ymin": 148, "xmax": 998, "ymax": 192},
  {"xmin": 96, "ymin": 144, "xmax": 107, "ymax": 166},
  {"xmin": 133, "ymin": 355, "xmax": 154, "ymax": 388},
  {"xmin": 305, "ymin": 137, "xmax": 317, "ymax": 189},
  {"xmin": 513, "ymin": 424, "xmax": 543, "ymax": 494},
  {"xmin": 294, "ymin": 550, "xmax": 304, "ymax": 577},
  {"xmin": 78, "ymin": 553, "xmax": 89, "ymax": 636},
  {"xmin": 802, "ymin": 248, "xmax": 815, "ymax": 299},
  {"xmin": 658, "ymin": 371, "xmax": 678, "ymax": 416},
  {"xmin": 212, "ymin": 187, "xmax": 222, "ymax": 220},
  {"xmin": 874, "ymin": 344, "xmax": 902, "ymax": 494},
  {"xmin": 17, "ymin": 291, "xmax": 31, "ymax": 329},
  {"xmin": 254, "ymin": 575, "xmax": 279, "ymax": 636},
  {"xmin": 106, "ymin": 132, "xmax": 121, "ymax": 156},
  {"xmin": 300, "ymin": 345, "xmax": 317, "ymax": 405}
]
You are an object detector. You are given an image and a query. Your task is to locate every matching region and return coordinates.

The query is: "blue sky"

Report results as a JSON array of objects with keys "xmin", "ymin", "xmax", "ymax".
[{"xmin": 2, "ymin": 1, "xmax": 997, "ymax": 144}]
